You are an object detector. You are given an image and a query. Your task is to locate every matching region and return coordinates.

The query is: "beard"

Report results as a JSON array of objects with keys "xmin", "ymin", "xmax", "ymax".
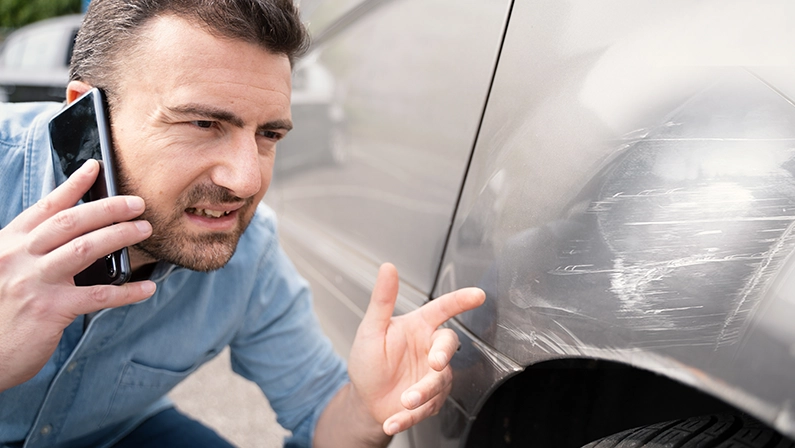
[{"xmin": 115, "ymin": 157, "xmax": 256, "ymax": 272}]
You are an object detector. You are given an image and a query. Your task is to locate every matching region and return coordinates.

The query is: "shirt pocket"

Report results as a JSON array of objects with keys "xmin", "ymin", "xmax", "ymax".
[{"xmin": 100, "ymin": 350, "xmax": 218, "ymax": 428}]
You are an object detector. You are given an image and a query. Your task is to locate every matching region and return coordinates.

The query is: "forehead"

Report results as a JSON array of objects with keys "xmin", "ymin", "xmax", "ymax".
[{"xmin": 115, "ymin": 14, "xmax": 292, "ymax": 116}]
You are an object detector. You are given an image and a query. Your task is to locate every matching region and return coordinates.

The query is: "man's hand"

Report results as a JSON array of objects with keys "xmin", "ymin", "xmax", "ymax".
[
  {"xmin": 342, "ymin": 263, "xmax": 485, "ymax": 440},
  {"xmin": 0, "ymin": 160, "xmax": 155, "ymax": 392}
]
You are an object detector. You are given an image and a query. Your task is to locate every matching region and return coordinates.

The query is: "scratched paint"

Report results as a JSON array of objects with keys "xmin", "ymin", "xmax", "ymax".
[
  {"xmin": 444, "ymin": 69, "xmax": 795, "ymax": 370},
  {"xmin": 596, "ymin": 137, "xmax": 795, "ymax": 347},
  {"xmin": 430, "ymin": 0, "xmax": 795, "ymax": 440}
]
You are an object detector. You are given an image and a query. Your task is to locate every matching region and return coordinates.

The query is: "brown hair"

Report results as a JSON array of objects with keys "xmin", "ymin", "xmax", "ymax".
[{"xmin": 69, "ymin": 0, "xmax": 308, "ymax": 95}]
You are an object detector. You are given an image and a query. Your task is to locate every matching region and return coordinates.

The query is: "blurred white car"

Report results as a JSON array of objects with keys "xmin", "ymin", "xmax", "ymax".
[{"xmin": 0, "ymin": 14, "xmax": 82, "ymax": 102}]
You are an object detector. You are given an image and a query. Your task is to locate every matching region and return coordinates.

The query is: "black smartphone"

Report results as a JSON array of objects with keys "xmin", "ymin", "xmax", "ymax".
[{"xmin": 49, "ymin": 88, "xmax": 132, "ymax": 286}]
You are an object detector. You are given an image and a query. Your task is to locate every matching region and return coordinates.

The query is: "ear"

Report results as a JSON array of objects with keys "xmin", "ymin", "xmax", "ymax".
[{"xmin": 66, "ymin": 80, "xmax": 93, "ymax": 104}]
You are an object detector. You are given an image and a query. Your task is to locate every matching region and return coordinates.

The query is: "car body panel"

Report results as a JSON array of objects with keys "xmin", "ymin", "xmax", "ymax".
[
  {"xmin": 269, "ymin": 0, "xmax": 513, "ymax": 296},
  {"xmin": 267, "ymin": 1, "xmax": 511, "ymax": 446},
  {"xmin": 436, "ymin": 0, "xmax": 795, "ymax": 440}
]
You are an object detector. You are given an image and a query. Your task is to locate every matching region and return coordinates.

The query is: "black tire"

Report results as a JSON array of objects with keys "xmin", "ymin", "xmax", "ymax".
[{"xmin": 583, "ymin": 414, "xmax": 795, "ymax": 448}]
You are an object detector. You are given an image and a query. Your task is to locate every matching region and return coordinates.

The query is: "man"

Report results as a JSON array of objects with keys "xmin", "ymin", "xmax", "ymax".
[{"xmin": 0, "ymin": 0, "xmax": 485, "ymax": 446}]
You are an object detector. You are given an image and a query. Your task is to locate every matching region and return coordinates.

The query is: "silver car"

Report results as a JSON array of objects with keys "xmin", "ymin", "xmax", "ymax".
[{"xmin": 269, "ymin": 1, "xmax": 795, "ymax": 447}]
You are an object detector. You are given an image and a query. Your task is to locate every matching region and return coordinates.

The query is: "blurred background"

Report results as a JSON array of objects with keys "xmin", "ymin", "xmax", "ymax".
[
  {"xmin": 0, "ymin": 0, "xmax": 81, "ymax": 38},
  {"xmin": 0, "ymin": 0, "xmax": 82, "ymax": 102}
]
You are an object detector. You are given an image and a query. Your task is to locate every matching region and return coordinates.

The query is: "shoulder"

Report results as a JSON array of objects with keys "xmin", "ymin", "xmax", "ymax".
[
  {"xmin": 220, "ymin": 202, "xmax": 284, "ymax": 281},
  {"xmin": 0, "ymin": 102, "xmax": 62, "ymax": 148},
  {"xmin": 236, "ymin": 202, "xmax": 281, "ymax": 259},
  {"xmin": 0, "ymin": 102, "xmax": 62, "ymax": 227},
  {"xmin": 248, "ymin": 202, "xmax": 279, "ymax": 235}
]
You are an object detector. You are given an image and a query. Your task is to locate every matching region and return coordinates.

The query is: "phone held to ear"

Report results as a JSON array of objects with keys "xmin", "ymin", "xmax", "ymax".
[{"xmin": 49, "ymin": 88, "xmax": 132, "ymax": 286}]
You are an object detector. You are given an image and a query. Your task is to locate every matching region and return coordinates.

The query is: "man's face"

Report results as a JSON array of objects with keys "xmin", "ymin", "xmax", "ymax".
[{"xmin": 109, "ymin": 15, "xmax": 292, "ymax": 271}]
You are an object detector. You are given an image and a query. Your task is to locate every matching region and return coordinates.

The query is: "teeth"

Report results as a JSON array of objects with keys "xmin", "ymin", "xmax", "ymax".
[{"xmin": 188, "ymin": 208, "xmax": 231, "ymax": 218}]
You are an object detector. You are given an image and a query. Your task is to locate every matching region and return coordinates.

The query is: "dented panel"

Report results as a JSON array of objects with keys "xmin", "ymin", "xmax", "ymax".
[{"xmin": 438, "ymin": 0, "xmax": 795, "ymax": 440}]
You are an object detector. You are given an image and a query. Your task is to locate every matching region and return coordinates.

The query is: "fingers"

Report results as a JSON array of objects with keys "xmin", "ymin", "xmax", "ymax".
[
  {"xmin": 428, "ymin": 328, "xmax": 460, "ymax": 371},
  {"xmin": 385, "ymin": 331, "xmax": 458, "ymax": 436},
  {"xmin": 392, "ymin": 330, "xmax": 457, "ymax": 422},
  {"xmin": 400, "ymin": 362, "xmax": 452, "ymax": 410},
  {"xmin": 420, "ymin": 287, "xmax": 485, "ymax": 329},
  {"xmin": 14, "ymin": 160, "xmax": 100, "ymax": 232},
  {"xmin": 358, "ymin": 263, "xmax": 399, "ymax": 338},
  {"xmin": 66, "ymin": 281, "xmax": 157, "ymax": 317},
  {"xmin": 385, "ymin": 378, "xmax": 452, "ymax": 436},
  {"xmin": 38, "ymin": 220, "xmax": 152, "ymax": 281},
  {"xmin": 27, "ymin": 196, "xmax": 148, "ymax": 256}
]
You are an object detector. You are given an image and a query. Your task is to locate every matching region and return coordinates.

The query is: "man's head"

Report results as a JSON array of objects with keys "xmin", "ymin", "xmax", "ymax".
[
  {"xmin": 66, "ymin": 1, "xmax": 307, "ymax": 272},
  {"xmin": 70, "ymin": 0, "xmax": 308, "ymax": 98}
]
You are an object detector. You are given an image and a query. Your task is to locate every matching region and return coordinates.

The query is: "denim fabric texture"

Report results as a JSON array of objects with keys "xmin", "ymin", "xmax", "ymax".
[
  {"xmin": 0, "ymin": 102, "xmax": 349, "ymax": 448},
  {"xmin": 112, "ymin": 407, "xmax": 234, "ymax": 448}
]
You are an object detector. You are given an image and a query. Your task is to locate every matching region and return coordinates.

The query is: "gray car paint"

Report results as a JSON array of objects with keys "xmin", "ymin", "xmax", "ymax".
[
  {"xmin": 269, "ymin": 0, "xmax": 795, "ymax": 446},
  {"xmin": 438, "ymin": 0, "xmax": 795, "ymax": 441}
]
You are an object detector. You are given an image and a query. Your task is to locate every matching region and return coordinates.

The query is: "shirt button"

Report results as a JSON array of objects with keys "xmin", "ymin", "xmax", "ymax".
[
  {"xmin": 66, "ymin": 361, "xmax": 78, "ymax": 373},
  {"xmin": 40, "ymin": 425, "xmax": 52, "ymax": 435}
]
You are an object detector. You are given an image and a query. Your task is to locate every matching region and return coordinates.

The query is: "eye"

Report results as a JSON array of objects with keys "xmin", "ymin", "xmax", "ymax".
[
  {"xmin": 191, "ymin": 120, "xmax": 215, "ymax": 129},
  {"xmin": 258, "ymin": 130, "xmax": 284, "ymax": 141}
]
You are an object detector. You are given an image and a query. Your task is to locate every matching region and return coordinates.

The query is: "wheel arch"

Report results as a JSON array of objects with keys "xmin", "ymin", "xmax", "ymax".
[{"xmin": 463, "ymin": 357, "xmax": 765, "ymax": 447}]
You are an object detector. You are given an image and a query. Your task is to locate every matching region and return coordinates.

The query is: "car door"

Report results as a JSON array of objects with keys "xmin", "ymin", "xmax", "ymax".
[{"xmin": 265, "ymin": 0, "xmax": 512, "ymax": 361}]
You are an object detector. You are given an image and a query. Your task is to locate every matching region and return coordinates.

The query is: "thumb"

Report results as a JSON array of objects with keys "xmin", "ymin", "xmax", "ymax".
[{"xmin": 359, "ymin": 263, "xmax": 399, "ymax": 338}]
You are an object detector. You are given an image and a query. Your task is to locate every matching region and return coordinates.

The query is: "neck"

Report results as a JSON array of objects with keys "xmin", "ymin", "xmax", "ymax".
[{"xmin": 129, "ymin": 246, "xmax": 158, "ymax": 275}]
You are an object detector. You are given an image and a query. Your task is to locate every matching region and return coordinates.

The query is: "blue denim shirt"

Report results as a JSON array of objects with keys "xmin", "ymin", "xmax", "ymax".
[{"xmin": 0, "ymin": 102, "xmax": 349, "ymax": 447}]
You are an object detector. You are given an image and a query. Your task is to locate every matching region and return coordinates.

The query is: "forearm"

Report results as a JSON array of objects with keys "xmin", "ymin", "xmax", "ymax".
[{"xmin": 314, "ymin": 382, "xmax": 391, "ymax": 448}]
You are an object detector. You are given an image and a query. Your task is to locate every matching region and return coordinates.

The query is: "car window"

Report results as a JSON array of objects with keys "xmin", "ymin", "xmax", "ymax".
[
  {"xmin": 3, "ymin": 26, "xmax": 67, "ymax": 70},
  {"xmin": 1, "ymin": 35, "xmax": 27, "ymax": 69}
]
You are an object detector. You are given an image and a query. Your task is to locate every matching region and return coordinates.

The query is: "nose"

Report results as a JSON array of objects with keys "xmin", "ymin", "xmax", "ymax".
[{"xmin": 209, "ymin": 133, "xmax": 262, "ymax": 199}]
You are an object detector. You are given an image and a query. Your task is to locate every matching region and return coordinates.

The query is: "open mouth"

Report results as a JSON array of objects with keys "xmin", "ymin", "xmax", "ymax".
[{"xmin": 186, "ymin": 207, "xmax": 232, "ymax": 218}]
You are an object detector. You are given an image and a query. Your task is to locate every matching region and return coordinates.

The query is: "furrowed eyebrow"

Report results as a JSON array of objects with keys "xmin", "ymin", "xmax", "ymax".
[
  {"xmin": 258, "ymin": 119, "xmax": 293, "ymax": 134},
  {"xmin": 166, "ymin": 104, "xmax": 293, "ymax": 132},
  {"xmin": 168, "ymin": 104, "xmax": 245, "ymax": 128}
]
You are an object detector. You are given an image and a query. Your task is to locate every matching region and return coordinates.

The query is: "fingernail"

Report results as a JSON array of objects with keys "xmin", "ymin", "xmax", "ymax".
[
  {"xmin": 134, "ymin": 220, "xmax": 151, "ymax": 233},
  {"xmin": 80, "ymin": 159, "xmax": 96, "ymax": 170},
  {"xmin": 406, "ymin": 391, "xmax": 421, "ymax": 408},
  {"xmin": 127, "ymin": 196, "xmax": 145, "ymax": 212},
  {"xmin": 387, "ymin": 422, "xmax": 400, "ymax": 435},
  {"xmin": 141, "ymin": 281, "xmax": 156, "ymax": 295},
  {"xmin": 435, "ymin": 351, "xmax": 448, "ymax": 367}
]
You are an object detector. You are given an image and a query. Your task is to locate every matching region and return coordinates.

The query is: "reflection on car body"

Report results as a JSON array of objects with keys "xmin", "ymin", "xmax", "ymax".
[
  {"xmin": 269, "ymin": 1, "xmax": 795, "ymax": 447},
  {"xmin": 276, "ymin": 54, "xmax": 347, "ymax": 175}
]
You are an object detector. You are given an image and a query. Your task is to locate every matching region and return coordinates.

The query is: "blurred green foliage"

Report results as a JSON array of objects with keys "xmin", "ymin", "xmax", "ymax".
[{"xmin": 0, "ymin": 0, "xmax": 81, "ymax": 29}]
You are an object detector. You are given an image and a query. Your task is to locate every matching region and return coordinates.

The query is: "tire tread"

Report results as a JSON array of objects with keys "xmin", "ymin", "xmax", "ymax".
[{"xmin": 583, "ymin": 415, "xmax": 795, "ymax": 448}]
